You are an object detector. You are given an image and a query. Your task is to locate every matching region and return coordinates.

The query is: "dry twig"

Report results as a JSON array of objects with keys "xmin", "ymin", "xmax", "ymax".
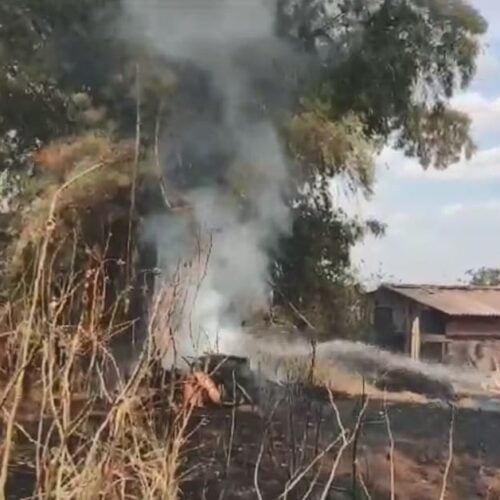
[
  {"xmin": 319, "ymin": 397, "xmax": 369, "ymax": 500},
  {"xmin": 383, "ymin": 392, "xmax": 395, "ymax": 500},
  {"xmin": 0, "ymin": 161, "xmax": 105, "ymax": 498},
  {"xmin": 439, "ymin": 405, "xmax": 456, "ymax": 500}
]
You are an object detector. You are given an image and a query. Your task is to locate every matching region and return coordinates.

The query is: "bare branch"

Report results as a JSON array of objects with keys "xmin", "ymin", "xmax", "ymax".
[
  {"xmin": 154, "ymin": 99, "xmax": 172, "ymax": 210},
  {"xmin": 352, "ymin": 379, "xmax": 367, "ymax": 499},
  {"xmin": 439, "ymin": 405, "xmax": 456, "ymax": 500},
  {"xmin": 327, "ymin": 387, "xmax": 347, "ymax": 446},
  {"xmin": 254, "ymin": 432, "xmax": 266, "ymax": 500},
  {"xmin": 127, "ymin": 63, "xmax": 142, "ymax": 284},
  {"xmin": 319, "ymin": 397, "xmax": 369, "ymax": 500},
  {"xmin": 255, "ymin": 398, "xmax": 281, "ymax": 500},
  {"xmin": 280, "ymin": 433, "xmax": 345, "ymax": 498},
  {"xmin": 225, "ymin": 371, "xmax": 237, "ymax": 473},
  {"xmin": 0, "ymin": 160, "xmax": 106, "ymax": 495},
  {"xmin": 383, "ymin": 393, "xmax": 395, "ymax": 500}
]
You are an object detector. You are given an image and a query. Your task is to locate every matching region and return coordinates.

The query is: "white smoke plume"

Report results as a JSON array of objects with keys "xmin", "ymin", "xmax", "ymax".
[{"xmin": 123, "ymin": 0, "xmax": 296, "ymax": 362}]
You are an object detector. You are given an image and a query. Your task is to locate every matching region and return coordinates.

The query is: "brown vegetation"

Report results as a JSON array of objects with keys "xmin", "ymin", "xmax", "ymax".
[
  {"xmin": 0, "ymin": 135, "xmax": 193, "ymax": 499},
  {"xmin": 1, "ymin": 134, "xmax": 499, "ymax": 500}
]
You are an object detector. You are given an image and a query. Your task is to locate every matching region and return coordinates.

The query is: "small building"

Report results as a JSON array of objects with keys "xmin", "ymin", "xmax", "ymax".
[{"xmin": 369, "ymin": 284, "xmax": 500, "ymax": 373}]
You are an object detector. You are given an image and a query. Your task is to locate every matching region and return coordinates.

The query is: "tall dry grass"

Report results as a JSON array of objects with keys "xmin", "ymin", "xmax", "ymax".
[{"xmin": 0, "ymin": 152, "xmax": 198, "ymax": 500}]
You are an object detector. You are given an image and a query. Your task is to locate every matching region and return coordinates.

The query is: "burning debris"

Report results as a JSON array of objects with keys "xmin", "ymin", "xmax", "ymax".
[
  {"xmin": 189, "ymin": 355, "xmax": 257, "ymax": 406},
  {"xmin": 177, "ymin": 355, "xmax": 257, "ymax": 408},
  {"xmin": 182, "ymin": 370, "xmax": 222, "ymax": 408},
  {"xmin": 151, "ymin": 354, "xmax": 259, "ymax": 410}
]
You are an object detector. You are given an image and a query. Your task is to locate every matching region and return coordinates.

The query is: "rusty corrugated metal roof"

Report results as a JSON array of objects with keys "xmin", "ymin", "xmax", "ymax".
[{"xmin": 381, "ymin": 284, "xmax": 500, "ymax": 317}]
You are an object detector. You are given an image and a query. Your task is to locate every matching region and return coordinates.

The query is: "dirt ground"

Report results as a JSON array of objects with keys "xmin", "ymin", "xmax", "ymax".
[
  {"xmin": 4, "ymin": 383, "xmax": 500, "ymax": 499},
  {"xmin": 182, "ymin": 386, "xmax": 500, "ymax": 500}
]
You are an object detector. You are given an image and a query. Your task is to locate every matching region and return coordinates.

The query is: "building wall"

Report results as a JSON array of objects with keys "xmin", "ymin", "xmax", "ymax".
[
  {"xmin": 372, "ymin": 290, "xmax": 445, "ymax": 358},
  {"xmin": 446, "ymin": 317, "xmax": 500, "ymax": 338},
  {"xmin": 371, "ymin": 289, "xmax": 412, "ymax": 352},
  {"xmin": 446, "ymin": 340, "xmax": 500, "ymax": 373},
  {"xmin": 445, "ymin": 317, "xmax": 500, "ymax": 373},
  {"xmin": 372, "ymin": 289, "xmax": 410, "ymax": 332},
  {"xmin": 371, "ymin": 291, "xmax": 500, "ymax": 372}
]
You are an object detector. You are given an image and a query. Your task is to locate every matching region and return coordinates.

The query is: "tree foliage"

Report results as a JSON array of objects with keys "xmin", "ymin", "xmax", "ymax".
[
  {"xmin": 273, "ymin": 0, "xmax": 486, "ymax": 333},
  {"xmin": 272, "ymin": 193, "xmax": 384, "ymax": 336},
  {"xmin": 277, "ymin": 0, "xmax": 485, "ymax": 168},
  {"xmin": 467, "ymin": 267, "xmax": 500, "ymax": 287},
  {"xmin": 0, "ymin": 0, "xmax": 488, "ymax": 337},
  {"xmin": 287, "ymin": 108, "xmax": 376, "ymax": 194}
]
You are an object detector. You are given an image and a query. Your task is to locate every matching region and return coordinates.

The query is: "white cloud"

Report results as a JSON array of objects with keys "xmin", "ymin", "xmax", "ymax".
[
  {"xmin": 474, "ymin": 47, "xmax": 500, "ymax": 82},
  {"xmin": 441, "ymin": 203, "xmax": 465, "ymax": 217},
  {"xmin": 472, "ymin": 0, "xmax": 500, "ymax": 41},
  {"xmin": 353, "ymin": 149, "xmax": 500, "ymax": 283},
  {"xmin": 451, "ymin": 91, "xmax": 500, "ymax": 136},
  {"xmin": 353, "ymin": 205, "xmax": 500, "ymax": 285},
  {"xmin": 383, "ymin": 211, "xmax": 411, "ymax": 237},
  {"xmin": 441, "ymin": 199, "xmax": 500, "ymax": 217},
  {"xmin": 394, "ymin": 146, "xmax": 500, "ymax": 181},
  {"xmin": 351, "ymin": 0, "xmax": 500, "ymax": 285},
  {"xmin": 376, "ymin": 147, "xmax": 417, "ymax": 172},
  {"xmin": 373, "ymin": 144, "xmax": 500, "ymax": 183}
]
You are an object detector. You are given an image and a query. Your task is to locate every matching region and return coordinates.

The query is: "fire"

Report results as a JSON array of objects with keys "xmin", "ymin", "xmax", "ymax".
[{"xmin": 182, "ymin": 371, "xmax": 222, "ymax": 408}]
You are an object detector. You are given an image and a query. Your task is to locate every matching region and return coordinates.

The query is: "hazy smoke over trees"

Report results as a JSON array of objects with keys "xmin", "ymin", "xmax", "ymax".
[
  {"xmin": 123, "ymin": 0, "xmax": 302, "ymax": 358},
  {"xmin": 121, "ymin": 0, "xmax": 487, "ymax": 359}
]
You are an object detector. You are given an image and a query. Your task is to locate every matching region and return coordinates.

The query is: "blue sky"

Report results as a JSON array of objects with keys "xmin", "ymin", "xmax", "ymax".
[{"xmin": 351, "ymin": 0, "xmax": 500, "ymax": 286}]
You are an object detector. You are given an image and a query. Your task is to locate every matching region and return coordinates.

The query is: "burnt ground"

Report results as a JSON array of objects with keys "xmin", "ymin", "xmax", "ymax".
[
  {"xmin": 182, "ymin": 387, "xmax": 500, "ymax": 500},
  {"xmin": 4, "ymin": 384, "xmax": 500, "ymax": 499}
]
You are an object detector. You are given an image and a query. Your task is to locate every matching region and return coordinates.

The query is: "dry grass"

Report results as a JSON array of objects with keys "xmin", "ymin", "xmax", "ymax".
[
  {"xmin": 0, "ymin": 139, "xmax": 197, "ymax": 500},
  {"xmin": 33, "ymin": 133, "xmax": 120, "ymax": 177},
  {"xmin": 0, "ymin": 133, "xmax": 470, "ymax": 499},
  {"xmin": 0, "ymin": 250, "xmax": 194, "ymax": 499},
  {"xmin": 7, "ymin": 133, "xmax": 159, "ymax": 281},
  {"xmin": 251, "ymin": 349, "xmax": 433, "ymax": 406},
  {"xmin": 254, "ymin": 350, "xmax": 375, "ymax": 394}
]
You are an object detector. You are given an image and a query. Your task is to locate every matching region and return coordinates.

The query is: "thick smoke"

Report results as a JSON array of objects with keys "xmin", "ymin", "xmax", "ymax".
[{"xmin": 123, "ymin": 0, "xmax": 298, "ymax": 361}]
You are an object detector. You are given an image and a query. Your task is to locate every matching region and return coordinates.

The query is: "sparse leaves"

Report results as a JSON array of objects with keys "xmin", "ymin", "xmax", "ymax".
[
  {"xmin": 274, "ymin": 0, "xmax": 485, "ymax": 332},
  {"xmin": 287, "ymin": 109, "xmax": 376, "ymax": 195},
  {"xmin": 397, "ymin": 104, "xmax": 476, "ymax": 169},
  {"xmin": 273, "ymin": 196, "xmax": 379, "ymax": 337},
  {"xmin": 277, "ymin": 0, "xmax": 486, "ymax": 169},
  {"xmin": 467, "ymin": 267, "xmax": 500, "ymax": 286}
]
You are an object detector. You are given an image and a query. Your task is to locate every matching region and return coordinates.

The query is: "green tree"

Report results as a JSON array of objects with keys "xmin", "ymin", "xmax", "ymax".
[
  {"xmin": 277, "ymin": 0, "xmax": 485, "ymax": 168},
  {"xmin": 0, "ymin": 0, "xmax": 167, "ymax": 167},
  {"xmin": 467, "ymin": 267, "xmax": 500, "ymax": 286},
  {"xmin": 272, "ymin": 191, "xmax": 384, "ymax": 336},
  {"xmin": 272, "ymin": 0, "xmax": 486, "ymax": 334}
]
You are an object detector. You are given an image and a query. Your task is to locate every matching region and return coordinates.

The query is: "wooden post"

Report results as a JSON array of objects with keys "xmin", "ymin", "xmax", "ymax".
[
  {"xmin": 404, "ymin": 303, "xmax": 411, "ymax": 355},
  {"xmin": 411, "ymin": 314, "xmax": 421, "ymax": 360},
  {"xmin": 309, "ymin": 338, "xmax": 317, "ymax": 385}
]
